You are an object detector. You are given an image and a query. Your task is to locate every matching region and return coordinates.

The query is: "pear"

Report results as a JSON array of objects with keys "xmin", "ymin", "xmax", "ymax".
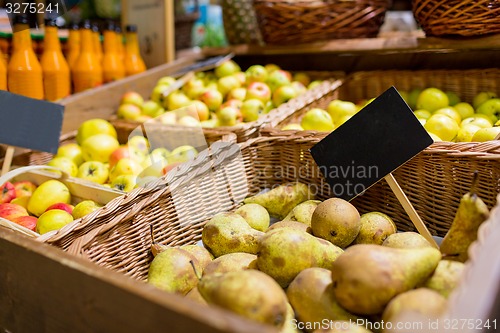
[
  {"xmin": 257, "ymin": 228, "xmax": 343, "ymax": 288},
  {"xmin": 147, "ymin": 247, "xmax": 202, "ymax": 295},
  {"xmin": 331, "ymin": 244, "xmax": 442, "ymax": 315},
  {"xmin": 422, "ymin": 260, "xmax": 465, "ymax": 298},
  {"xmin": 382, "ymin": 232, "xmax": 432, "ymax": 249},
  {"xmin": 313, "ymin": 321, "xmax": 372, "ymax": 332},
  {"xmin": 201, "ymin": 212, "xmax": 264, "ymax": 257},
  {"xmin": 287, "ymin": 268, "xmax": 361, "ymax": 330},
  {"xmin": 185, "ymin": 286, "xmax": 208, "ymax": 305},
  {"xmin": 198, "ymin": 270, "xmax": 288, "ymax": 327},
  {"xmin": 283, "ymin": 200, "xmax": 322, "ymax": 226},
  {"xmin": 180, "ymin": 244, "xmax": 213, "ymax": 271},
  {"xmin": 234, "ymin": 203, "xmax": 270, "ymax": 231},
  {"xmin": 280, "ymin": 303, "xmax": 300, "ymax": 333},
  {"xmin": 311, "ymin": 198, "xmax": 361, "ymax": 248},
  {"xmin": 440, "ymin": 183, "xmax": 490, "ymax": 262},
  {"xmin": 202, "ymin": 252, "xmax": 257, "ymax": 276},
  {"xmin": 353, "ymin": 212, "xmax": 397, "ymax": 245},
  {"xmin": 382, "ymin": 288, "xmax": 448, "ymax": 330},
  {"xmin": 244, "ymin": 182, "xmax": 314, "ymax": 219},
  {"xmin": 268, "ymin": 220, "xmax": 312, "ymax": 233}
]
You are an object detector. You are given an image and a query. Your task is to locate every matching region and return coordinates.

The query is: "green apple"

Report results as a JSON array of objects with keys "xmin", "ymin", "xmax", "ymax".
[
  {"xmin": 300, "ymin": 108, "xmax": 335, "ymax": 131},
  {"xmin": 77, "ymin": 161, "xmax": 109, "ymax": 185},
  {"xmin": 476, "ymin": 98, "xmax": 500, "ymax": 123},
  {"xmin": 241, "ymin": 99, "xmax": 265, "ymax": 122},
  {"xmin": 455, "ymin": 124, "xmax": 481, "ymax": 142},
  {"xmin": 156, "ymin": 76, "xmax": 177, "ymax": 87},
  {"xmin": 111, "ymin": 175, "xmax": 137, "ymax": 192},
  {"xmin": 424, "ymin": 114, "xmax": 460, "ymax": 141},
  {"xmin": 149, "ymin": 148, "xmax": 170, "ymax": 162},
  {"xmin": 166, "ymin": 91, "xmax": 191, "ymax": 111},
  {"xmin": 291, "ymin": 81, "xmax": 307, "ymax": 96},
  {"xmin": 120, "ymin": 91, "xmax": 144, "ymax": 107},
  {"xmin": 453, "ymin": 102, "xmax": 475, "ymax": 120},
  {"xmin": 245, "ymin": 65, "xmax": 268, "ymax": 83},
  {"xmin": 151, "ymin": 84, "xmax": 170, "ymax": 105},
  {"xmin": 182, "ymin": 78, "xmax": 205, "ymax": 99},
  {"xmin": 416, "ymin": 88, "xmax": 449, "ymax": 112},
  {"xmin": 473, "ymin": 91, "xmax": 497, "ymax": 109},
  {"xmin": 127, "ymin": 136, "xmax": 150, "ymax": 156},
  {"xmin": 168, "ymin": 145, "xmax": 198, "ymax": 164},
  {"xmin": 217, "ymin": 75, "xmax": 241, "ymax": 97},
  {"xmin": 117, "ymin": 104, "xmax": 142, "ymax": 120},
  {"xmin": 327, "ymin": 99, "xmax": 357, "ymax": 124},
  {"xmin": 433, "ymin": 107, "xmax": 461, "ymax": 124},
  {"xmin": 414, "ymin": 109, "xmax": 432, "ymax": 120},
  {"xmin": 81, "ymin": 134, "xmax": 120, "ymax": 163},
  {"xmin": 445, "ymin": 91, "xmax": 461, "ymax": 106},
  {"xmin": 272, "ymin": 85, "xmax": 297, "ymax": 107},
  {"xmin": 281, "ymin": 123, "xmax": 304, "ymax": 131},
  {"xmin": 36, "ymin": 209, "xmax": 74, "ymax": 235},
  {"xmin": 227, "ymin": 87, "xmax": 247, "ymax": 101},
  {"xmin": 216, "ymin": 106, "xmax": 240, "ymax": 126},
  {"xmin": 246, "ymin": 82, "xmax": 271, "ymax": 104},
  {"xmin": 76, "ymin": 119, "xmax": 117, "ymax": 145},
  {"xmin": 141, "ymin": 100, "xmax": 164, "ymax": 118},
  {"xmin": 471, "ymin": 127, "xmax": 500, "ymax": 142},
  {"xmin": 266, "ymin": 70, "xmax": 291, "ymax": 92},
  {"xmin": 199, "ymin": 89, "xmax": 223, "ymax": 111},
  {"xmin": 292, "ymin": 72, "xmax": 311, "ymax": 87},
  {"xmin": 109, "ymin": 158, "xmax": 143, "ymax": 183},
  {"xmin": 72, "ymin": 200, "xmax": 101, "ymax": 220},
  {"xmin": 307, "ymin": 80, "xmax": 323, "ymax": 90},
  {"xmin": 47, "ymin": 157, "xmax": 78, "ymax": 177},
  {"xmin": 56, "ymin": 143, "xmax": 84, "ymax": 166},
  {"xmin": 264, "ymin": 63, "xmax": 280, "ymax": 74},
  {"xmin": 461, "ymin": 115, "xmax": 493, "ymax": 128},
  {"xmin": 214, "ymin": 59, "xmax": 241, "ymax": 78},
  {"xmin": 407, "ymin": 88, "xmax": 422, "ymax": 110},
  {"xmin": 27, "ymin": 180, "xmax": 71, "ymax": 217}
]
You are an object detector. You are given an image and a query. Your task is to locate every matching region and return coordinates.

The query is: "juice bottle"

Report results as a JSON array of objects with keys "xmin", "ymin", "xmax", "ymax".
[
  {"xmin": 72, "ymin": 20, "xmax": 103, "ymax": 93},
  {"xmin": 0, "ymin": 49, "xmax": 6, "ymax": 90},
  {"xmin": 124, "ymin": 25, "xmax": 146, "ymax": 76},
  {"xmin": 40, "ymin": 19, "xmax": 70, "ymax": 101},
  {"xmin": 66, "ymin": 23, "xmax": 80, "ymax": 68},
  {"xmin": 115, "ymin": 25, "xmax": 125, "ymax": 62},
  {"xmin": 7, "ymin": 14, "xmax": 44, "ymax": 99},
  {"xmin": 92, "ymin": 23, "xmax": 103, "ymax": 64},
  {"xmin": 102, "ymin": 22, "xmax": 125, "ymax": 83}
]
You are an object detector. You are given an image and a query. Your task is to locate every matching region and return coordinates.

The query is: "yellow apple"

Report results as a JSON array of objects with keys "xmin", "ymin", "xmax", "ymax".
[
  {"xmin": 109, "ymin": 158, "xmax": 143, "ymax": 183},
  {"xmin": 168, "ymin": 145, "xmax": 198, "ymax": 164},
  {"xmin": 77, "ymin": 161, "xmax": 109, "ymax": 184},
  {"xmin": 27, "ymin": 180, "xmax": 71, "ymax": 217},
  {"xmin": 72, "ymin": 200, "xmax": 101, "ymax": 220},
  {"xmin": 301, "ymin": 108, "xmax": 335, "ymax": 132},
  {"xmin": 327, "ymin": 100, "xmax": 357, "ymax": 124},
  {"xmin": 471, "ymin": 127, "xmax": 500, "ymax": 142},
  {"xmin": 11, "ymin": 196, "xmax": 31, "ymax": 209},
  {"xmin": 127, "ymin": 136, "xmax": 150, "ymax": 156},
  {"xmin": 461, "ymin": 116, "xmax": 493, "ymax": 129},
  {"xmin": 455, "ymin": 124, "xmax": 481, "ymax": 142},
  {"xmin": 416, "ymin": 88, "xmax": 449, "ymax": 112},
  {"xmin": 56, "ymin": 143, "xmax": 84, "ymax": 166},
  {"xmin": 47, "ymin": 157, "xmax": 78, "ymax": 177},
  {"xmin": 424, "ymin": 114, "xmax": 460, "ymax": 141},
  {"xmin": 81, "ymin": 134, "xmax": 120, "ymax": 163},
  {"xmin": 414, "ymin": 110, "xmax": 432, "ymax": 120},
  {"xmin": 111, "ymin": 175, "xmax": 137, "ymax": 192},
  {"xmin": 433, "ymin": 107, "xmax": 461, "ymax": 124},
  {"xmin": 36, "ymin": 209, "xmax": 74, "ymax": 235},
  {"xmin": 453, "ymin": 102, "xmax": 475, "ymax": 120},
  {"xmin": 281, "ymin": 123, "xmax": 304, "ymax": 131},
  {"xmin": 76, "ymin": 119, "xmax": 117, "ymax": 145}
]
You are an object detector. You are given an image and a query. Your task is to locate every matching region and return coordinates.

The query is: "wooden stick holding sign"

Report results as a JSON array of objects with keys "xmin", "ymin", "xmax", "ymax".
[
  {"xmin": 1, "ymin": 146, "xmax": 15, "ymax": 176},
  {"xmin": 310, "ymin": 86, "xmax": 438, "ymax": 249}
]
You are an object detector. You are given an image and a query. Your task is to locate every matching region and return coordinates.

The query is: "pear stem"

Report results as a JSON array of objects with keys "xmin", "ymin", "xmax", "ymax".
[
  {"xmin": 470, "ymin": 170, "xmax": 480, "ymax": 199},
  {"xmin": 190, "ymin": 260, "xmax": 202, "ymax": 281}
]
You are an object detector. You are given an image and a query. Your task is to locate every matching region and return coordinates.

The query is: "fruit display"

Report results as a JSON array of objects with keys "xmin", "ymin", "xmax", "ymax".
[
  {"xmin": 115, "ymin": 60, "xmax": 323, "ymax": 129},
  {"xmin": 145, "ymin": 181, "xmax": 488, "ymax": 331}
]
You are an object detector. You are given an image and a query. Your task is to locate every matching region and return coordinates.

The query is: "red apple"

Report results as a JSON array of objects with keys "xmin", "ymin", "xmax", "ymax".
[
  {"xmin": 109, "ymin": 146, "xmax": 132, "ymax": 168},
  {"xmin": 0, "ymin": 203, "xmax": 29, "ymax": 220},
  {"xmin": 0, "ymin": 182, "xmax": 16, "ymax": 203},
  {"xmin": 272, "ymin": 85, "xmax": 298, "ymax": 107},
  {"xmin": 220, "ymin": 99, "xmax": 243, "ymax": 110},
  {"xmin": 12, "ymin": 181, "xmax": 37, "ymax": 198},
  {"xmin": 12, "ymin": 215, "xmax": 37, "ymax": 232},
  {"xmin": 45, "ymin": 203, "xmax": 74, "ymax": 215},
  {"xmin": 199, "ymin": 89, "xmax": 223, "ymax": 111},
  {"xmin": 162, "ymin": 162, "xmax": 182, "ymax": 175},
  {"xmin": 246, "ymin": 82, "xmax": 272, "ymax": 104},
  {"xmin": 121, "ymin": 91, "xmax": 144, "ymax": 107}
]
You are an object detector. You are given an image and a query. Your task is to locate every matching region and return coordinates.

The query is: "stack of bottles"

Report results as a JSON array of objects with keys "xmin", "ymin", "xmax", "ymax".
[{"xmin": 0, "ymin": 15, "xmax": 147, "ymax": 101}]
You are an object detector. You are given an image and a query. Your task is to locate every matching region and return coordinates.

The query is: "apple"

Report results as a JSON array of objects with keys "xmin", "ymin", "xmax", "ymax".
[
  {"xmin": 166, "ymin": 91, "xmax": 191, "ymax": 111},
  {"xmin": 471, "ymin": 127, "xmax": 500, "ymax": 142},
  {"xmin": 0, "ymin": 182, "xmax": 16, "ymax": 203},
  {"xmin": 81, "ymin": 134, "xmax": 120, "ymax": 163},
  {"xmin": 227, "ymin": 87, "xmax": 247, "ymax": 101},
  {"xmin": 445, "ymin": 91, "xmax": 461, "ymax": 106},
  {"xmin": 117, "ymin": 104, "xmax": 142, "ymax": 120},
  {"xmin": 266, "ymin": 70, "xmax": 291, "ymax": 92},
  {"xmin": 36, "ymin": 209, "xmax": 74, "ymax": 235},
  {"xmin": 461, "ymin": 116, "xmax": 493, "ymax": 129},
  {"xmin": 335, "ymin": 115, "xmax": 353, "ymax": 128},
  {"xmin": 327, "ymin": 99, "xmax": 358, "ymax": 123},
  {"xmin": 245, "ymin": 65, "xmax": 268, "ymax": 83},
  {"xmin": 201, "ymin": 118, "xmax": 218, "ymax": 128},
  {"xmin": 434, "ymin": 107, "xmax": 462, "ymax": 124},
  {"xmin": 76, "ymin": 119, "xmax": 117, "ymax": 145},
  {"xmin": 416, "ymin": 88, "xmax": 449, "ymax": 112},
  {"xmin": 451, "ymin": 102, "xmax": 474, "ymax": 120},
  {"xmin": 473, "ymin": 91, "xmax": 497, "ymax": 109},
  {"xmin": 281, "ymin": 123, "xmax": 304, "ymax": 131},
  {"xmin": 233, "ymin": 72, "xmax": 246, "ymax": 86},
  {"xmin": 455, "ymin": 124, "xmax": 481, "ymax": 142},
  {"xmin": 168, "ymin": 145, "xmax": 198, "ymax": 164},
  {"xmin": 157, "ymin": 76, "xmax": 177, "ymax": 87},
  {"xmin": 292, "ymin": 72, "xmax": 311, "ymax": 87},
  {"xmin": 159, "ymin": 111, "xmax": 177, "ymax": 125},
  {"xmin": 151, "ymin": 84, "xmax": 170, "ymax": 106},
  {"xmin": 407, "ymin": 88, "xmax": 422, "ymax": 110},
  {"xmin": 220, "ymin": 99, "xmax": 243, "ymax": 110},
  {"xmin": 476, "ymin": 98, "xmax": 500, "ymax": 123},
  {"xmin": 120, "ymin": 91, "xmax": 144, "ymax": 107},
  {"xmin": 182, "ymin": 78, "xmax": 206, "ymax": 99},
  {"xmin": 111, "ymin": 175, "xmax": 137, "ymax": 192},
  {"xmin": 291, "ymin": 81, "xmax": 307, "ymax": 96},
  {"xmin": 109, "ymin": 146, "xmax": 132, "ymax": 168},
  {"xmin": 424, "ymin": 114, "xmax": 460, "ymax": 141},
  {"xmin": 307, "ymin": 80, "xmax": 323, "ymax": 90},
  {"xmin": 161, "ymin": 162, "xmax": 182, "ymax": 175},
  {"xmin": 272, "ymin": 85, "xmax": 297, "ymax": 107},
  {"xmin": 217, "ymin": 75, "xmax": 241, "ymax": 97},
  {"xmin": 414, "ymin": 110, "xmax": 432, "ymax": 120},
  {"xmin": 11, "ymin": 196, "xmax": 30, "ymax": 209},
  {"xmin": 47, "ymin": 157, "xmax": 78, "ymax": 177},
  {"xmin": 178, "ymin": 116, "xmax": 201, "ymax": 127},
  {"xmin": 199, "ymin": 89, "xmax": 223, "ymax": 111},
  {"xmin": 149, "ymin": 148, "xmax": 170, "ymax": 163},
  {"xmin": 214, "ymin": 59, "xmax": 241, "ymax": 78},
  {"xmin": 241, "ymin": 99, "xmax": 265, "ymax": 122},
  {"xmin": 246, "ymin": 82, "xmax": 271, "ymax": 104},
  {"xmin": 127, "ymin": 136, "xmax": 150, "ymax": 156},
  {"xmin": 264, "ymin": 101, "xmax": 274, "ymax": 114},
  {"xmin": 140, "ymin": 157, "xmax": 169, "ymax": 177},
  {"xmin": 72, "ymin": 200, "xmax": 101, "ymax": 220},
  {"xmin": 77, "ymin": 161, "xmax": 109, "ymax": 185},
  {"xmin": 109, "ymin": 158, "xmax": 143, "ymax": 183},
  {"xmin": 300, "ymin": 108, "xmax": 335, "ymax": 131},
  {"xmin": 12, "ymin": 215, "xmax": 37, "ymax": 232},
  {"xmin": 56, "ymin": 143, "xmax": 84, "ymax": 166},
  {"xmin": 142, "ymin": 100, "xmax": 165, "ymax": 118},
  {"xmin": 216, "ymin": 106, "xmax": 240, "ymax": 126},
  {"xmin": 264, "ymin": 63, "xmax": 280, "ymax": 74},
  {"xmin": 187, "ymin": 100, "xmax": 210, "ymax": 122},
  {"xmin": 27, "ymin": 180, "xmax": 71, "ymax": 217},
  {"xmin": 45, "ymin": 202, "xmax": 74, "ymax": 215},
  {"xmin": 0, "ymin": 203, "xmax": 28, "ymax": 220}
]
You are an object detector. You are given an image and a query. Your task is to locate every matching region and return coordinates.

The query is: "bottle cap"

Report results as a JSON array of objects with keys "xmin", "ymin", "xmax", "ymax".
[
  {"xmin": 105, "ymin": 21, "xmax": 116, "ymax": 31},
  {"xmin": 70, "ymin": 22, "xmax": 80, "ymax": 30},
  {"xmin": 126, "ymin": 25, "xmax": 137, "ymax": 33},
  {"xmin": 81, "ymin": 20, "xmax": 92, "ymax": 30},
  {"xmin": 92, "ymin": 23, "xmax": 100, "ymax": 33}
]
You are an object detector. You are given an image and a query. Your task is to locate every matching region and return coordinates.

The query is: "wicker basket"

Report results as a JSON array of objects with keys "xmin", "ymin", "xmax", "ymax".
[
  {"xmin": 412, "ymin": 0, "xmax": 500, "ymax": 37},
  {"xmin": 221, "ymin": 0, "xmax": 264, "ymax": 45},
  {"xmin": 253, "ymin": 0, "xmax": 392, "ymax": 45}
]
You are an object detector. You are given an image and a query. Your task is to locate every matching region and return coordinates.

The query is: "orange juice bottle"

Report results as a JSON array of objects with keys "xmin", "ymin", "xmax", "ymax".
[
  {"xmin": 7, "ymin": 14, "xmax": 44, "ymax": 99},
  {"xmin": 72, "ymin": 20, "xmax": 103, "ymax": 93},
  {"xmin": 41, "ymin": 19, "xmax": 70, "ymax": 101},
  {"xmin": 66, "ymin": 23, "xmax": 80, "ymax": 68},
  {"xmin": 0, "ymin": 49, "xmax": 6, "ymax": 90},
  {"xmin": 102, "ymin": 22, "xmax": 125, "ymax": 83},
  {"xmin": 115, "ymin": 25, "xmax": 125, "ymax": 62},
  {"xmin": 124, "ymin": 25, "xmax": 146, "ymax": 76},
  {"xmin": 92, "ymin": 23, "xmax": 103, "ymax": 64}
]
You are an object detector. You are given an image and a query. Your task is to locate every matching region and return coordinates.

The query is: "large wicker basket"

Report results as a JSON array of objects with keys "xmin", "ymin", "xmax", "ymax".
[
  {"xmin": 412, "ymin": 0, "xmax": 500, "ymax": 37},
  {"xmin": 253, "ymin": 0, "xmax": 392, "ymax": 45}
]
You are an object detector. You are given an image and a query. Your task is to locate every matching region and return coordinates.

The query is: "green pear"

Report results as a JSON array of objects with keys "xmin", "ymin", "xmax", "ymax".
[
  {"xmin": 422, "ymin": 260, "xmax": 465, "ymax": 298},
  {"xmin": 180, "ymin": 244, "xmax": 214, "ymax": 271},
  {"xmin": 267, "ymin": 220, "xmax": 312, "ymax": 233},
  {"xmin": 353, "ymin": 212, "xmax": 397, "ymax": 245},
  {"xmin": 234, "ymin": 203, "xmax": 270, "ymax": 232},
  {"xmin": 283, "ymin": 200, "xmax": 322, "ymax": 226},
  {"xmin": 202, "ymin": 252, "xmax": 257, "ymax": 276},
  {"xmin": 382, "ymin": 288, "xmax": 448, "ymax": 330},
  {"xmin": 244, "ymin": 182, "xmax": 314, "ymax": 219},
  {"xmin": 147, "ymin": 247, "xmax": 202, "ymax": 295},
  {"xmin": 331, "ymin": 244, "xmax": 442, "ymax": 315},
  {"xmin": 311, "ymin": 198, "xmax": 361, "ymax": 248},
  {"xmin": 313, "ymin": 321, "xmax": 372, "ymax": 332},
  {"xmin": 257, "ymin": 228, "xmax": 343, "ymax": 288},
  {"xmin": 198, "ymin": 270, "xmax": 288, "ymax": 327},
  {"xmin": 287, "ymin": 268, "xmax": 361, "ymax": 330},
  {"xmin": 201, "ymin": 212, "xmax": 264, "ymax": 257},
  {"xmin": 185, "ymin": 286, "xmax": 208, "ymax": 305},
  {"xmin": 382, "ymin": 232, "xmax": 433, "ymax": 249}
]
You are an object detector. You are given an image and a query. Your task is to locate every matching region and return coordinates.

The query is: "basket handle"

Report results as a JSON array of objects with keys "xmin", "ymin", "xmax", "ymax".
[{"xmin": 0, "ymin": 165, "xmax": 71, "ymax": 186}]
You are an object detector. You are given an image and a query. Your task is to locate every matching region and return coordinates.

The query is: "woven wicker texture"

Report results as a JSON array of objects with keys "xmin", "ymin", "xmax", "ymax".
[
  {"xmin": 221, "ymin": 0, "xmax": 263, "ymax": 45},
  {"xmin": 413, "ymin": 0, "xmax": 500, "ymax": 37},
  {"xmin": 253, "ymin": 0, "xmax": 391, "ymax": 45},
  {"xmin": 175, "ymin": 0, "xmax": 200, "ymax": 49}
]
